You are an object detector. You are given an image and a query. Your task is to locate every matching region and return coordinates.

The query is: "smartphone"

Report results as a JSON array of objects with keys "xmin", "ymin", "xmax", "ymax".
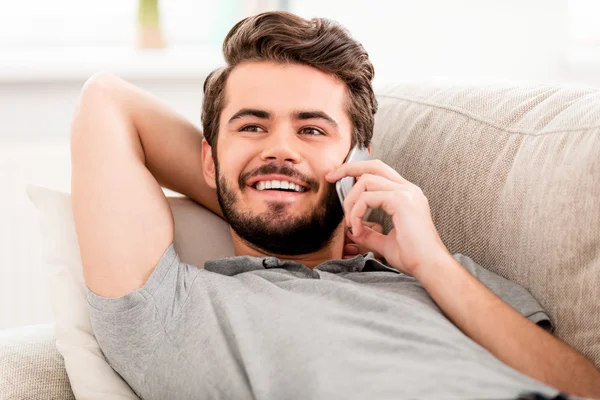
[{"xmin": 335, "ymin": 145, "xmax": 372, "ymax": 220}]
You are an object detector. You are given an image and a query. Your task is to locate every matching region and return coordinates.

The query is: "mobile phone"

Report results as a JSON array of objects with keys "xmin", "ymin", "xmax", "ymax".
[{"xmin": 335, "ymin": 146, "xmax": 372, "ymax": 220}]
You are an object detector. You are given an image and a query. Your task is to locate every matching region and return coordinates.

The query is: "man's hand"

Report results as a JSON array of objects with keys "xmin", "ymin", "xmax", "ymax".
[
  {"xmin": 342, "ymin": 221, "xmax": 383, "ymax": 259},
  {"xmin": 327, "ymin": 158, "xmax": 600, "ymax": 398},
  {"xmin": 326, "ymin": 159, "xmax": 451, "ymax": 275}
]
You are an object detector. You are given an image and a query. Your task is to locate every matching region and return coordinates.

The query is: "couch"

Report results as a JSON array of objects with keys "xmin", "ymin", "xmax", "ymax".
[{"xmin": 2, "ymin": 81, "xmax": 599, "ymax": 399}]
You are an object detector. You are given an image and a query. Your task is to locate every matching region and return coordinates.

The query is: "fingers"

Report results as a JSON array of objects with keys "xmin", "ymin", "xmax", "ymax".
[
  {"xmin": 357, "ymin": 221, "xmax": 383, "ymax": 233},
  {"xmin": 342, "ymin": 173, "xmax": 395, "ymax": 226},
  {"xmin": 347, "ymin": 191, "xmax": 391, "ymax": 235},
  {"xmin": 342, "ymin": 221, "xmax": 385, "ymax": 260},
  {"xmin": 347, "ymin": 224, "xmax": 384, "ymax": 258},
  {"xmin": 344, "ymin": 221, "xmax": 384, "ymax": 245},
  {"xmin": 326, "ymin": 159, "xmax": 407, "ymax": 184},
  {"xmin": 367, "ymin": 221, "xmax": 384, "ymax": 233},
  {"xmin": 347, "ymin": 219, "xmax": 387, "ymax": 259}
]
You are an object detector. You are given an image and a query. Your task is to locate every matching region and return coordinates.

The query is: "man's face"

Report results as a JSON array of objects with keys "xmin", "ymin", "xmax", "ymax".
[{"xmin": 203, "ymin": 61, "xmax": 353, "ymax": 256}]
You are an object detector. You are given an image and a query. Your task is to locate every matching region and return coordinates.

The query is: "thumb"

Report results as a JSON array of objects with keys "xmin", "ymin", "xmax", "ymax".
[
  {"xmin": 362, "ymin": 221, "xmax": 383, "ymax": 234},
  {"xmin": 349, "ymin": 223, "xmax": 386, "ymax": 259}
]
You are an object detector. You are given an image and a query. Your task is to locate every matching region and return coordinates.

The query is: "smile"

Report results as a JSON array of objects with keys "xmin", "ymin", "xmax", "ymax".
[{"xmin": 253, "ymin": 179, "xmax": 307, "ymax": 192}]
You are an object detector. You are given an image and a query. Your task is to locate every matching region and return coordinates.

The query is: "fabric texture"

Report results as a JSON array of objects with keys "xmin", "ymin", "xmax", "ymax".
[
  {"xmin": 0, "ymin": 324, "xmax": 74, "ymax": 400},
  {"xmin": 88, "ymin": 243, "xmax": 556, "ymax": 400},
  {"xmin": 368, "ymin": 82, "xmax": 600, "ymax": 368}
]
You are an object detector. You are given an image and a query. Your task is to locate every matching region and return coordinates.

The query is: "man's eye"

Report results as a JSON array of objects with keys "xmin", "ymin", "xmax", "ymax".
[
  {"xmin": 240, "ymin": 125, "xmax": 266, "ymax": 133},
  {"xmin": 300, "ymin": 127, "xmax": 325, "ymax": 136}
]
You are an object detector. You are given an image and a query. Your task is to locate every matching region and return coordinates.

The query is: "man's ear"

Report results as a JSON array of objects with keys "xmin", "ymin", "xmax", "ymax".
[{"xmin": 201, "ymin": 139, "xmax": 218, "ymax": 190}]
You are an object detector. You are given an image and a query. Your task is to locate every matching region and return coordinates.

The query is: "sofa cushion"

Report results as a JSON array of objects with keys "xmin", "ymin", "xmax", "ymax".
[
  {"xmin": 27, "ymin": 186, "xmax": 233, "ymax": 400},
  {"xmin": 0, "ymin": 324, "xmax": 74, "ymax": 400},
  {"xmin": 369, "ymin": 82, "xmax": 600, "ymax": 368}
]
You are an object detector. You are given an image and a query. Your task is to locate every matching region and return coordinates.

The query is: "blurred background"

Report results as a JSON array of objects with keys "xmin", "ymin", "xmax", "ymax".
[{"xmin": 0, "ymin": 0, "xmax": 599, "ymax": 330}]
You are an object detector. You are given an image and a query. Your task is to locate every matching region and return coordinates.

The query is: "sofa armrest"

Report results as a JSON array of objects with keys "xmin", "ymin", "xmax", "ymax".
[{"xmin": 0, "ymin": 323, "xmax": 75, "ymax": 400}]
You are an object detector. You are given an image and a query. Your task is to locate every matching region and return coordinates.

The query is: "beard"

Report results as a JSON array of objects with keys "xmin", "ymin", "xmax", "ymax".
[{"xmin": 215, "ymin": 161, "xmax": 344, "ymax": 256}]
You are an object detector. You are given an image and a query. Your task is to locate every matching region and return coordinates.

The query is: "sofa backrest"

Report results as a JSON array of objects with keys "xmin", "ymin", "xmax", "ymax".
[{"xmin": 369, "ymin": 82, "xmax": 600, "ymax": 368}]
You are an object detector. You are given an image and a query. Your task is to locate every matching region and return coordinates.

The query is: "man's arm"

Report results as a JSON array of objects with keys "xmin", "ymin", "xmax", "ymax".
[
  {"xmin": 71, "ymin": 73, "xmax": 220, "ymax": 299},
  {"xmin": 96, "ymin": 74, "xmax": 222, "ymax": 217},
  {"xmin": 326, "ymin": 161, "xmax": 600, "ymax": 399},
  {"xmin": 414, "ymin": 253, "xmax": 600, "ymax": 398}
]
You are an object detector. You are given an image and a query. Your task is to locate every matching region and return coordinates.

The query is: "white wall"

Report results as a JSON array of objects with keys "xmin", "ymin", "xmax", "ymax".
[
  {"xmin": 0, "ymin": 79, "xmax": 206, "ymax": 143},
  {"xmin": 293, "ymin": 0, "xmax": 574, "ymax": 85},
  {"xmin": 0, "ymin": 0, "xmax": 594, "ymax": 144}
]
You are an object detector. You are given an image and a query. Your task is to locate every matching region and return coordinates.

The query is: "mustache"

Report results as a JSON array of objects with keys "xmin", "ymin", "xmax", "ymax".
[{"xmin": 239, "ymin": 163, "xmax": 319, "ymax": 192}]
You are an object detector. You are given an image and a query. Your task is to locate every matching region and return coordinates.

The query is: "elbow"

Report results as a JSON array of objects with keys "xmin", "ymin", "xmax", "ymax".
[
  {"xmin": 70, "ymin": 73, "xmax": 119, "ymax": 141},
  {"xmin": 80, "ymin": 72, "xmax": 119, "ymax": 94},
  {"xmin": 70, "ymin": 73, "xmax": 124, "ymax": 168}
]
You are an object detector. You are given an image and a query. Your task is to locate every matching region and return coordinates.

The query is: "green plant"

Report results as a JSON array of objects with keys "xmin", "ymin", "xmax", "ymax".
[{"xmin": 138, "ymin": 0, "xmax": 160, "ymax": 28}]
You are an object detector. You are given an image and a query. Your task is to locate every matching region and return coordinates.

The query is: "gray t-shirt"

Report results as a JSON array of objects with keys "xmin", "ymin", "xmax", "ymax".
[{"xmin": 87, "ymin": 245, "xmax": 559, "ymax": 400}]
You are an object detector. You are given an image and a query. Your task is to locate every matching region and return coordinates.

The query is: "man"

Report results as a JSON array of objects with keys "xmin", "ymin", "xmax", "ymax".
[{"xmin": 72, "ymin": 11, "xmax": 600, "ymax": 399}]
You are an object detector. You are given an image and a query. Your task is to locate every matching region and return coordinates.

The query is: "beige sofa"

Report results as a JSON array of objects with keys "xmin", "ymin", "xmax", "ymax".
[{"xmin": 2, "ymin": 81, "xmax": 599, "ymax": 399}]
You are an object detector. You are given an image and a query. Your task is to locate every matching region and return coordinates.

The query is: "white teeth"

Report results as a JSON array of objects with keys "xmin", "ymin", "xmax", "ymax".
[{"xmin": 253, "ymin": 179, "xmax": 306, "ymax": 192}]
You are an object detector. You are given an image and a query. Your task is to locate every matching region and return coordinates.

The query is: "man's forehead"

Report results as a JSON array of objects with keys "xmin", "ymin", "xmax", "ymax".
[{"xmin": 222, "ymin": 61, "xmax": 348, "ymax": 118}]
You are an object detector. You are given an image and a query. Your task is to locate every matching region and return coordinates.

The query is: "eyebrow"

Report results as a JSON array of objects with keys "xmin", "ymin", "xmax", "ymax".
[
  {"xmin": 228, "ymin": 108, "xmax": 271, "ymax": 124},
  {"xmin": 295, "ymin": 111, "xmax": 338, "ymax": 128},
  {"xmin": 227, "ymin": 108, "xmax": 339, "ymax": 128}
]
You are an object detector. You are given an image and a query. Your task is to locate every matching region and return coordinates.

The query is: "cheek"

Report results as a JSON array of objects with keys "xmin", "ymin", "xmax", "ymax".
[
  {"xmin": 316, "ymin": 150, "xmax": 346, "ymax": 176},
  {"xmin": 217, "ymin": 140, "xmax": 253, "ymax": 177}
]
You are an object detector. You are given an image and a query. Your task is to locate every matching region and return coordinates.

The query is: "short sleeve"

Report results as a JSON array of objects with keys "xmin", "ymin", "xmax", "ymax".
[
  {"xmin": 86, "ymin": 243, "xmax": 202, "ymax": 395},
  {"xmin": 453, "ymin": 253, "xmax": 554, "ymax": 333}
]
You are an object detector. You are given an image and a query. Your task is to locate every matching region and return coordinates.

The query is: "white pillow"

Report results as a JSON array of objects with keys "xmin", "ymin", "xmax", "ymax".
[{"xmin": 27, "ymin": 185, "xmax": 234, "ymax": 399}]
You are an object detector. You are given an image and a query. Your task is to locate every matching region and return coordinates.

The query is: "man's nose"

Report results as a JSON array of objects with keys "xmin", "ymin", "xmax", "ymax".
[{"xmin": 260, "ymin": 129, "xmax": 301, "ymax": 163}]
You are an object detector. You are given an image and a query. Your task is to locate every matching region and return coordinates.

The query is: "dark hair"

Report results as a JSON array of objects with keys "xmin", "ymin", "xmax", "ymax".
[{"xmin": 201, "ymin": 11, "xmax": 377, "ymax": 152}]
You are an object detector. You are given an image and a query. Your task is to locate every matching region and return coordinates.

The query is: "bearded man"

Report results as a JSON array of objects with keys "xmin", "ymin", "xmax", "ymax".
[{"xmin": 71, "ymin": 11, "xmax": 600, "ymax": 400}]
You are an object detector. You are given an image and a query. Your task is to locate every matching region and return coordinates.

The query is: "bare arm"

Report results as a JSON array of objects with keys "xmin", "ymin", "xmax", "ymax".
[
  {"xmin": 414, "ymin": 253, "xmax": 600, "ymax": 398},
  {"xmin": 71, "ymin": 73, "xmax": 220, "ymax": 299},
  {"xmin": 326, "ymin": 148, "xmax": 600, "ymax": 397},
  {"xmin": 101, "ymin": 74, "xmax": 222, "ymax": 217}
]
